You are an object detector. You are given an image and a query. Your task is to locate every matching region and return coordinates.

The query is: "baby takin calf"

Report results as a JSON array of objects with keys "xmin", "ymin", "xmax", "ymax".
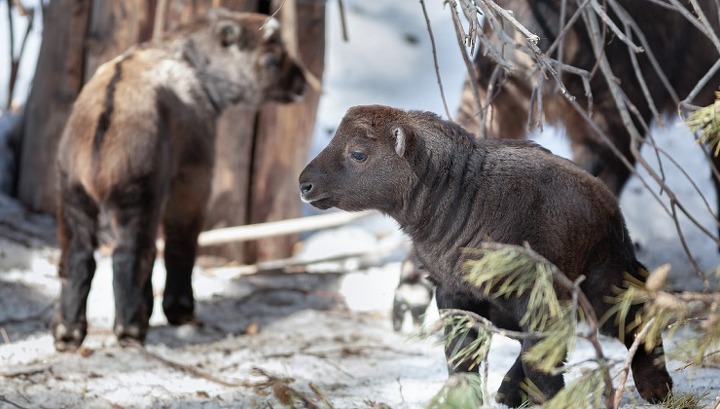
[
  {"xmin": 299, "ymin": 105, "xmax": 672, "ymax": 406},
  {"xmin": 54, "ymin": 8, "xmax": 306, "ymax": 352}
]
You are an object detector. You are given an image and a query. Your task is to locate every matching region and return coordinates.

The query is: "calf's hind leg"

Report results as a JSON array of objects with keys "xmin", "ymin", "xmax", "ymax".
[
  {"xmin": 53, "ymin": 175, "xmax": 99, "ymax": 352},
  {"xmin": 106, "ymin": 179, "xmax": 165, "ymax": 344},
  {"xmin": 161, "ymin": 169, "xmax": 211, "ymax": 325},
  {"xmin": 621, "ymin": 304, "xmax": 673, "ymax": 403}
]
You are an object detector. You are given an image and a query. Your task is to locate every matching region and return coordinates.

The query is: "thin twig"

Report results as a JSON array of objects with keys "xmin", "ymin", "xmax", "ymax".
[
  {"xmin": 613, "ymin": 318, "xmax": 655, "ymax": 408},
  {"xmin": 678, "ymin": 349, "xmax": 720, "ymax": 370},
  {"xmin": 420, "ymin": 0, "xmax": 452, "ymax": 120},
  {"xmin": 5, "ymin": 0, "xmax": 15, "ymax": 110},
  {"xmin": 129, "ymin": 342, "xmax": 255, "ymax": 387},
  {"xmin": 337, "ymin": 0, "xmax": 349, "ymax": 42},
  {"xmin": 0, "ymin": 363, "xmax": 51, "ymax": 378},
  {"xmin": 0, "ymin": 396, "xmax": 28, "ymax": 409},
  {"xmin": 580, "ymin": 3, "xmax": 711, "ymax": 281},
  {"xmin": 449, "ymin": 1, "xmax": 485, "ymax": 137}
]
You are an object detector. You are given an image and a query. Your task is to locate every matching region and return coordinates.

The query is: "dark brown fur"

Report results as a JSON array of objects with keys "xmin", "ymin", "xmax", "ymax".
[
  {"xmin": 456, "ymin": 0, "xmax": 720, "ymax": 222},
  {"xmin": 299, "ymin": 105, "xmax": 672, "ymax": 406},
  {"xmin": 53, "ymin": 8, "xmax": 306, "ymax": 351}
]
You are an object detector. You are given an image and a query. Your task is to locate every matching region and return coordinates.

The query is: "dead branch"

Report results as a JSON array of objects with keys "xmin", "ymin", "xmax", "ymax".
[
  {"xmin": 478, "ymin": 241, "xmax": 615, "ymax": 408},
  {"xmin": 0, "ymin": 396, "xmax": 28, "ymax": 409},
  {"xmin": 420, "ymin": 0, "xmax": 452, "ymax": 120},
  {"xmin": 613, "ymin": 318, "xmax": 655, "ymax": 408},
  {"xmin": 449, "ymin": 1, "xmax": 485, "ymax": 137},
  {"xmin": 157, "ymin": 210, "xmax": 378, "ymax": 251},
  {"xmin": 337, "ymin": 0, "xmax": 348, "ymax": 42},
  {"xmin": 0, "ymin": 363, "xmax": 51, "ymax": 378},
  {"xmin": 204, "ymin": 234, "xmax": 407, "ymax": 277},
  {"xmin": 129, "ymin": 342, "xmax": 255, "ymax": 387}
]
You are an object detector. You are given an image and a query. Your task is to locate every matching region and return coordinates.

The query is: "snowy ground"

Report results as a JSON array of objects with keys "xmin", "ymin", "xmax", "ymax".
[{"xmin": 2, "ymin": 1, "xmax": 720, "ymax": 408}]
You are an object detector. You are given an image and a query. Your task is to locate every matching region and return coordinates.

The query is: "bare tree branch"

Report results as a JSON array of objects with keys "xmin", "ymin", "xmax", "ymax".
[{"xmin": 420, "ymin": 0, "xmax": 452, "ymax": 120}]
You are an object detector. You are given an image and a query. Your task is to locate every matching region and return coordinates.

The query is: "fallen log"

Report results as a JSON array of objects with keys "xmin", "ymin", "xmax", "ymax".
[{"xmin": 156, "ymin": 210, "xmax": 378, "ymax": 251}]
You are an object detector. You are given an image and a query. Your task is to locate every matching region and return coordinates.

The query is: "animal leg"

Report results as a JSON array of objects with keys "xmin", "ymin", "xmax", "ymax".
[
  {"xmin": 517, "ymin": 338, "xmax": 566, "ymax": 404},
  {"xmin": 52, "ymin": 175, "xmax": 99, "ymax": 352},
  {"xmin": 161, "ymin": 169, "xmax": 210, "ymax": 325},
  {"xmin": 495, "ymin": 356, "xmax": 527, "ymax": 407},
  {"xmin": 623, "ymin": 304, "xmax": 673, "ymax": 403},
  {"xmin": 107, "ymin": 182, "xmax": 163, "ymax": 345},
  {"xmin": 435, "ymin": 286, "xmax": 492, "ymax": 373}
]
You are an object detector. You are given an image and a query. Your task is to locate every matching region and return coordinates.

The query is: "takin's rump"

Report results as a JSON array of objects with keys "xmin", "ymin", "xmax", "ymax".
[
  {"xmin": 299, "ymin": 104, "xmax": 672, "ymax": 406},
  {"xmin": 456, "ymin": 0, "xmax": 720, "ymax": 243},
  {"xmin": 53, "ymin": 8, "xmax": 306, "ymax": 352}
]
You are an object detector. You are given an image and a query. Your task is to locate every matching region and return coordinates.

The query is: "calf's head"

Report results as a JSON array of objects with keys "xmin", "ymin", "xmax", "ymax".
[
  {"xmin": 184, "ymin": 8, "xmax": 306, "ymax": 107},
  {"xmin": 299, "ymin": 105, "xmax": 418, "ymax": 214}
]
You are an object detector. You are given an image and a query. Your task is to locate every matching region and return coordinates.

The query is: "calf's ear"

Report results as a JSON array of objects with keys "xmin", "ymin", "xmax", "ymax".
[{"xmin": 392, "ymin": 126, "xmax": 406, "ymax": 157}]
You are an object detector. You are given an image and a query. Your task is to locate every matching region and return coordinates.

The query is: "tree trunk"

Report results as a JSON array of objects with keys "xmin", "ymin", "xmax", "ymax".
[
  {"xmin": 84, "ymin": 0, "xmax": 156, "ymax": 79},
  {"xmin": 204, "ymin": 0, "xmax": 326, "ymax": 263},
  {"xmin": 17, "ymin": 0, "xmax": 92, "ymax": 215},
  {"xmin": 246, "ymin": 0, "xmax": 326, "ymax": 263},
  {"xmin": 18, "ymin": 0, "xmax": 156, "ymax": 214}
]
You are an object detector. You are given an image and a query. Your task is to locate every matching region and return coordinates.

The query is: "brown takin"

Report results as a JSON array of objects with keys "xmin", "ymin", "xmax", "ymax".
[
  {"xmin": 53, "ymin": 8, "xmax": 306, "ymax": 351},
  {"xmin": 456, "ymin": 0, "xmax": 720, "ymax": 238},
  {"xmin": 299, "ymin": 105, "xmax": 672, "ymax": 407}
]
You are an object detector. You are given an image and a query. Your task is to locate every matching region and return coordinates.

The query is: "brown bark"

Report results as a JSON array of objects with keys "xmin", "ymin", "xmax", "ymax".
[
  {"xmin": 84, "ymin": 0, "xmax": 156, "ymax": 79},
  {"xmin": 246, "ymin": 0, "xmax": 326, "ymax": 262},
  {"xmin": 200, "ymin": 0, "xmax": 259, "ymax": 263},
  {"xmin": 17, "ymin": 0, "xmax": 92, "ymax": 214},
  {"xmin": 204, "ymin": 0, "xmax": 326, "ymax": 263}
]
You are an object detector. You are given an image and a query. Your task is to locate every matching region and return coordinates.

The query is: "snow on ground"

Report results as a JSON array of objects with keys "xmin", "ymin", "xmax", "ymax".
[{"xmin": 2, "ymin": 1, "xmax": 720, "ymax": 408}]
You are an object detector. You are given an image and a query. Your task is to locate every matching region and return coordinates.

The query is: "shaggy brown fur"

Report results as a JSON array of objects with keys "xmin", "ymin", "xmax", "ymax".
[
  {"xmin": 456, "ymin": 0, "xmax": 720, "ymax": 225},
  {"xmin": 300, "ymin": 105, "xmax": 672, "ymax": 406},
  {"xmin": 53, "ymin": 8, "xmax": 306, "ymax": 351}
]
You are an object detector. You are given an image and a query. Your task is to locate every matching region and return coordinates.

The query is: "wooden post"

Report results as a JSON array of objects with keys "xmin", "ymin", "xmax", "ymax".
[
  {"xmin": 205, "ymin": 0, "xmax": 326, "ymax": 263},
  {"xmin": 17, "ymin": 0, "xmax": 156, "ymax": 214},
  {"xmin": 246, "ymin": 0, "xmax": 326, "ymax": 263},
  {"xmin": 84, "ymin": 0, "xmax": 156, "ymax": 80}
]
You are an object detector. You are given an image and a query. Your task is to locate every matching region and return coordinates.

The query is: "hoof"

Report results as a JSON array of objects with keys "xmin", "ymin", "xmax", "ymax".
[
  {"xmin": 634, "ymin": 370, "xmax": 673, "ymax": 404},
  {"xmin": 496, "ymin": 383, "xmax": 526, "ymax": 408},
  {"xmin": 163, "ymin": 295, "xmax": 195, "ymax": 325},
  {"xmin": 114, "ymin": 323, "xmax": 147, "ymax": 346},
  {"xmin": 53, "ymin": 322, "xmax": 87, "ymax": 352}
]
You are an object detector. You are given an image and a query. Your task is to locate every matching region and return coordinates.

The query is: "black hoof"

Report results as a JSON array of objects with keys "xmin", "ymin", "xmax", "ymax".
[
  {"xmin": 114, "ymin": 323, "xmax": 147, "ymax": 346},
  {"xmin": 52, "ymin": 322, "xmax": 87, "ymax": 352},
  {"xmin": 496, "ymin": 383, "xmax": 526, "ymax": 408},
  {"xmin": 163, "ymin": 295, "xmax": 195, "ymax": 325}
]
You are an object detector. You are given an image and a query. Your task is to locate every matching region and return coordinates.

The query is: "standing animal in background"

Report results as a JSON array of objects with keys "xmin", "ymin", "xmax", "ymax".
[
  {"xmin": 392, "ymin": 253, "xmax": 433, "ymax": 332},
  {"xmin": 53, "ymin": 8, "xmax": 306, "ymax": 352},
  {"xmin": 299, "ymin": 105, "xmax": 672, "ymax": 406},
  {"xmin": 456, "ymin": 0, "xmax": 720, "ymax": 233}
]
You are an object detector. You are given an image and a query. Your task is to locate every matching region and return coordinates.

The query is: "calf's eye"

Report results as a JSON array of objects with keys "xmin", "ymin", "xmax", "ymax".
[{"xmin": 350, "ymin": 151, "xmax": 367, "ymax": 162}]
